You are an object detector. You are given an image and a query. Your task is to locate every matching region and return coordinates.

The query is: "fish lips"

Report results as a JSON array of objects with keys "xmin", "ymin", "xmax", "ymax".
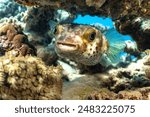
[{"xmin": 55, "ymin": 41, "xmax": 79, "ymax": 53}]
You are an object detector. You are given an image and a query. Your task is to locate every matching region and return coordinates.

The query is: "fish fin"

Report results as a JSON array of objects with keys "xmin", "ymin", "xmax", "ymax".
[
  {"xmin": 105, "ymin": 28, "xmax": 126, "ymax": 63},
  {"xmin": 99, "ymin": 54, "xmax": 114, "ymax": 67}
]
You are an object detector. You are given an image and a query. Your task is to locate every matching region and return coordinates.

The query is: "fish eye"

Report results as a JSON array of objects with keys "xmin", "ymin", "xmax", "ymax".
[{"xmin": 89, "ymin": 32, "xmax": 96, "ymax": 41}]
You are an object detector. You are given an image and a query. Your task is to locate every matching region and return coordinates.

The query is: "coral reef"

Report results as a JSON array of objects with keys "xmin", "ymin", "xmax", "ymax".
[
  {"xmin": 0, "ymin": 23, "xmax": 36, "ymax": 56},
  {"xmin": 117, "ymin": 90, "xmax": 142, "ymax": 100},
  {"xmin": 63, "ymin": 55, "xmax": 150, "ymax": 100},
  {"xmin": 124, "ymin": 40, "xmax": 140, "ymax": 57},
  {"xmin": 14, "ymin": 0, "xmax": 150, "ymax": 18},
  {"xmin": 116, "ymin": 17, "xmax": 150, "ymax": 50},
  {"xmin": 54, "ymin": 9, "xmax": 75, "ymax": 23},
  {"xmin": 0, "ymin": 54, "xmax": 63, "ymax": 99},
  {"xmin": 24, "ymin": 7, "xmax": 54, "ymax": 34},
  {"xmin": 87, "ymin": 88, "xmax": 117, "ymax": 100},
  {"xmin": 144, "ymin": 55, "xmax": 150, "ymax": 79},
  {"xmin": 106, "ymin": 55, "xmax": 150, "ymax": 92},
  {"xmin": 87, "ymin": 87, "xmax": 150, "ymax": 100},
  {"xmin": 0, "ymin": 0, "xmax": 27, "ymax": 30},
  {"xmin": 0, "ymin": 0, "xmax": 148, "ymax": 100},
  {"xmin": 15, "ymin": 0, "xmax": 150, "ymax": 51},
  {"xmin": 23, "ymin": 7, "xmax": 59, "ymax": 65},
  {"xmin": 0, "ymin": 0, "xmax": 26, "ymax": 19}
]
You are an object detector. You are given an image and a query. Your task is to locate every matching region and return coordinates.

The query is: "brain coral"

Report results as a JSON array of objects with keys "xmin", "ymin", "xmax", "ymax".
[
  {"xmin": 0, "ymin": 54, "xmax": 63, "ymax": 99},
  {"xmin": 0, "ymin": 23, "xmax": 36, "ymax": 56}
]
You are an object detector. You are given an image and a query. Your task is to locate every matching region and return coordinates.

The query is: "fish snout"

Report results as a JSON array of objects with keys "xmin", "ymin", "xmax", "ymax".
[{"xmin": 56, "ymin": 40, "xmax": 79, "ymax": 52}]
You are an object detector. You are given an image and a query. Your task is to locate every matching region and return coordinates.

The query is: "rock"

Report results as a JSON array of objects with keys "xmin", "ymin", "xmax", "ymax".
[
  {"xmin": 37, "ymin": 45, "xmax": 58, "ymax": 65},
  {"xmin": 144, "ymin": 55, "xmax": 150, "ymax": 79},
  {"xmin": 0, "ymin": 0, "xmax": 26, "ymax": 19},
  {"xmin": 24, "ymin": 7, "xmax": 75, "ymax": 46},
  {"xmin": 62, "ymin": 74, "xmax": 103, "ymax": 99},
  {"xmin": 0, "ymin": 54, "xmax": 63, "ymax": 99},
  {"xmin": 86, "ymin": 0, "xmax": 106, "ymax": 9},
  {"xmin": 117, "ymin": 91, "xmax": 143, "ymax": 100},
  {"xmin": 124, "ymin": 40, "xmax": 140, "ymax": 57},
  {"xmin": 15, "ymin": 0, "xmax": 150, "ymax": 51},
  {"xmin": 104, "ymin": 55, "xmax": 150, "ymax": 92},
  {"xmin": 116, "ymin": 17, "xmax": 150, "ymax": 51},
  {"xmin": 87, "ymin": 88, "xmax": 116, "ymax": 100},
  {"xmin": 101, "ymin": 55, "xmax": 150, "ymax": 100},
  {"xmin": 54, "ymin": 9, "xmax": 75, "ymax": 23},
  {"xmin": 0, "ymin": 23, "xmax": 36, "ymax": 56},
  {"xmin": 24, "ymin": 7, "xmax": 54, "ymax": 34},
  {"xmin": 15, "ymin": 0, "xmax": 150, "ymax": 18},
  {"xmin": 87, "ymin": 87, "xmax": 150, "ymax": 100},
  {"xmin": 62, "ymin": 55, "xmax": 150, "ymax": 100}
]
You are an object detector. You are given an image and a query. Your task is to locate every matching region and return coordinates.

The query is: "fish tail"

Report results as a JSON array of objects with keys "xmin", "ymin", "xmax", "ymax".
[{"xmin": 104, "ymin": 28, "xmax": 126, "ymax": 63}]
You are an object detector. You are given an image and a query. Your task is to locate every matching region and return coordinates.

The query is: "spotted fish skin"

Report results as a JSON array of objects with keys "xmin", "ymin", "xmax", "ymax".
[{"xmin": 55, "ymin": 24, "xmax": 125, "ymax": 66}]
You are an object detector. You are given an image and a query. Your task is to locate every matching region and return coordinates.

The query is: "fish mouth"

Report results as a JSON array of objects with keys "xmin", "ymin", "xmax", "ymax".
[{"xmin": 56, "ymin": 41, "xmax": 78, "ymax": 52}]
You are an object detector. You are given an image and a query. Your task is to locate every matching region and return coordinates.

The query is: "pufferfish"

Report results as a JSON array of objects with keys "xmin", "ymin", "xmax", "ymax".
[{"xmin": 55, "ymin": 24, "xmax": 125, "ymax": 67}]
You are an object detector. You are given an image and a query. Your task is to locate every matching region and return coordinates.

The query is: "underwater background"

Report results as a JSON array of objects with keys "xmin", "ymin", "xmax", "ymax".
[{"xmin": 0, "ymin": 0, "xmax": 150, "ymax": 100}]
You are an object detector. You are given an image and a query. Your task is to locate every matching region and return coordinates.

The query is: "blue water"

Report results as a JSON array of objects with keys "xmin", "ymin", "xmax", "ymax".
[
  {"xmin": 73, "ymin": 15, "xmax": 133, "ymax": 41},
  {"xmin": 74, "ymin": 15, "xmax": 114, "ymax": 28}
]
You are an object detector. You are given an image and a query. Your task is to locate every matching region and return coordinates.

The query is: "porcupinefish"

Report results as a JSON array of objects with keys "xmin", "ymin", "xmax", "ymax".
[{"xmin": 55, "ymin": 24, "xmax": 125, "ymax": 67}]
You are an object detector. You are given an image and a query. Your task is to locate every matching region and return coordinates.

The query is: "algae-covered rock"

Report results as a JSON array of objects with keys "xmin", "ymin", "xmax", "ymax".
[
  {"xmin": 0, "ymin": 23, "xmax": 36, "ymax": 56},
  {"xmin": 117, "ymin": 91, "xmax": 143, "ymax": 100},
  {"xmin": 15, "ymin": 0, "xmax": 150, "ymax": 18},
  {"xmin": 24, "ymin": 7, "xmax": 54, "ymax": 34},
  {"xmin": 116, "ymin": 17, "xmax": 150, "ymax": 50},
  {"xmin": 87, "ymin": 87, "xmax": 150, "ymax": 100},
  {"xmin": 144, "ymin": 55, "xmax": 150, "ymax": 79},
  {"xmin": 106, "ymin": 55, "xmax": 150, "ymax": 92},
  {"xmin": 87, "ymin": 88, "xmax": 117, "ymax": 100},
  {"xmin": 0, "ymin": 54, "xmax": 63, "ymax": 99}
]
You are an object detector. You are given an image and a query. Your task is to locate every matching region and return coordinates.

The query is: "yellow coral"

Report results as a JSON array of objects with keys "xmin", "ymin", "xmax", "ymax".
[{"xmin": 0, "ymin": 55, "xmax": 63, "ymax": 100}]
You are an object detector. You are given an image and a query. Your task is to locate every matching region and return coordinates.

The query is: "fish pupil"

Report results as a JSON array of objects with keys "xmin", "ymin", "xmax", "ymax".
[{"xmin": 89, "ymin": 32, "xmax": 96, "ymax": 41}]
